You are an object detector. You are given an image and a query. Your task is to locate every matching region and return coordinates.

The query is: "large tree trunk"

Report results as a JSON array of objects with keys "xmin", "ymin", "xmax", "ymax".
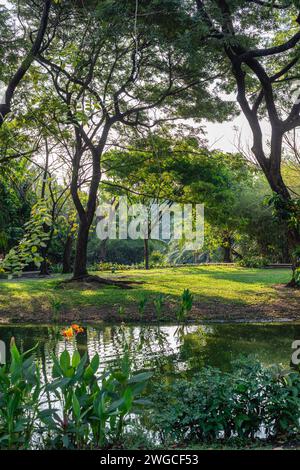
[
  {"xmin": 73, "ymin": 220, "xmax": 90, "ymax": 279},
  {"xmin": 62, "ymin": 235, "xmax": 73, "ymax": 274},
  {"xmin": 99, "ymin": 238, "xmax": 108, "ymax": 262},
  {"xmin": 222, "ymin": 234, "xmax": 233, "ymax": 263},
  {"xmin": 69, "ymin": 127, "xmax": 141, "ymax": 289}
]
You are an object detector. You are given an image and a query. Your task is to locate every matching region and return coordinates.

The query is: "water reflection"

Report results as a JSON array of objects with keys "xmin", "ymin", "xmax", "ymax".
[{"xmin": 0, "ymin": 323, "xmax": 299, "ymax": 378}]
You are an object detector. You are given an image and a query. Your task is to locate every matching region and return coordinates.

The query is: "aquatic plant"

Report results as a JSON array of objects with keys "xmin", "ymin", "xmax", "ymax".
[
  {"xmin": 0, "ymin": 339, "xmax": 151, "ymax": 450},
  {"xmin": 0, "ymin": 339, "xmax": 41, "ymax": 449},
  {"xmin": 153, "ymin": 294, "xmax": 165, "ymax": 321},
  {"xmin": 176, "ymin": 288, "xmax": 193, "ymax": 322},
  {"xmin": 138, "ymin": 296, "xmax": 148, "ymax": 317}
]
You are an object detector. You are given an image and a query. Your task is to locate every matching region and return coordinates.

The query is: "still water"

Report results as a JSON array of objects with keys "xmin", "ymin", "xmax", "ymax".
[{"xmin": 0, "ymin": 322, "xmax": 299, "ymax": 376}]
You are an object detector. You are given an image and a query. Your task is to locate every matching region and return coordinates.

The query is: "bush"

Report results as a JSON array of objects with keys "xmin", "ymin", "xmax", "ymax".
[
  {"xmin": 89, "ymin": 261, "xmax": 136, "ymax": 272},
  {"xmin": 149, "ymin": 358, "xmax": 300, "ymax": 444},
  {"xmin": 88, "ymin": 261, "xmax": 171, "ymax": 272},
  {"xmin": 238, "ymin": 256, "xmax": 270, "ymax": 268},
  {"xmin": 149, "ymin": 250, "xmax": 167, "ymax": 267},
  {"xmin": 50, "ymin": 263, "xmax": 63, "ymax": 274}
]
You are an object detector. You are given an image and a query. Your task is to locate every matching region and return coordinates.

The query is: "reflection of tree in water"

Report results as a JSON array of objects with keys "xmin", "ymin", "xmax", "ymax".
[
  {"xmin": 89, "ymin": 324, "xmax": 177, "ymax": 374},
  {"xmin": 1, "ymin": 323, "xmax": 300, "ymax": 382},
  {"xmin": 0, "ymin": 326, "xmax": 49, "ymax": 363},
  {"xmin": 135, "ymin": 325, "xmax": 176, "ymax": 373},
  {"xmin": 178, "ymin": 324, "xmax": 300, "ymax": 372}
]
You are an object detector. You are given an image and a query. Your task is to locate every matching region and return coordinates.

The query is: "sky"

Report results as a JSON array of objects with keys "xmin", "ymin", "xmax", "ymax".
[
  {"xmin": 204, "ymin": 114, "xmax": 251, "ymax": 153},
  {"xmin": 204, "ymin": 99, "xmax": 271, "ymax": 155}
]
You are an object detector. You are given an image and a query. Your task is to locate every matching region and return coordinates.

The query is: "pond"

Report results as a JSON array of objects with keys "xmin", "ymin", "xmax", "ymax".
[{"xmin": 0, "ymin": 322, "xmax": 299, "ymax": 377}]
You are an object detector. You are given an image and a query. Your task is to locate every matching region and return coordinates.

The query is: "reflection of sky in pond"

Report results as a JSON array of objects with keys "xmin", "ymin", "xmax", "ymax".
[{"xmin": 0, "ymin": 323, "xmax": 299, "ymax": 378}]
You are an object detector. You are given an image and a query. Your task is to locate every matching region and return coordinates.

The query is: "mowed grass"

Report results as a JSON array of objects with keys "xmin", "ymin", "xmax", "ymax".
[{"xmin": 0, "ymin": 266, "xmax": 291, "ymax": 316}]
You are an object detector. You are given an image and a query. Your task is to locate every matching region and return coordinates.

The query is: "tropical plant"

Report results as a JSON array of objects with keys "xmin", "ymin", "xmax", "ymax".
[
  {"xmin": 41, "ymin": 349, "xmax": 152, "ymax": 449},
  {"xmin": 177, "ymin": 289, "xmax": 193, "ymax": 323},
  {"xmin": 153, "ymin": 294, "xmax": 165, "ymax": 322},
  {"xmin": 0, "ymin": 339, "xmax": 41, "ymax": 449},
  {"xmin": 150, "ymin": 358, "xmax": 300, "ymax": 445},
  {"xmin": 0, "ymin": 339, "xmax": 151, "ymax": 449},
  {"xmin": 0, "ymin": 200, "xmax": 52, "ymax": 278}
]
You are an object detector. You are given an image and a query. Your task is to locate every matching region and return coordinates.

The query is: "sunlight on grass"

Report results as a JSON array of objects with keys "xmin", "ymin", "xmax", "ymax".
[{"xmin": 0, "ymin": 266, "xmax": 292, "ymax": 315}]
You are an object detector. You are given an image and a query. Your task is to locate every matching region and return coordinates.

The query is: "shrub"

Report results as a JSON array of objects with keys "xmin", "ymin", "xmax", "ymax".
[
  {"xmin": 149, "ymin": 358, "xmax": 300, "ymax": 445},
  {"xmin": 50, "ymin": 263, "xmax": 63, "ymax": 274},
  {"xmin": 238, "ymin": 256, "xmax": 270, "ymax": 268},
  {"xmin": 89, "ymin": 260, "xmax": 172, "ymax": 272}
]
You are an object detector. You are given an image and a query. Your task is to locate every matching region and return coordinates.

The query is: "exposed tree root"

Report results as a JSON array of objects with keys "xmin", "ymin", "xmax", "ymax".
[
  {"xmin": 62, "ymin": 274, "xmax": 143, "ymax": 289},
  {"xmin": 286, "ymin": 279, "xmax": 300, "ymax": 289}
]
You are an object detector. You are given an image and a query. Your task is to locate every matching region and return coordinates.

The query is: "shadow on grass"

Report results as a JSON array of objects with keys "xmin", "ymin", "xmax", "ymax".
[{"xmin": 0, "ymin": 266, "xmax": 293, "ymax": 321}]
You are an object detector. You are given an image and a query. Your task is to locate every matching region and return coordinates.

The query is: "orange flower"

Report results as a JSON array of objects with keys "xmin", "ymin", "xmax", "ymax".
[
  {"xmin": 62, "ymin": 327, "xmax": 74, "ymax": 339},
  {"xmin": 71, "ymin": 324, "xmax": 84, "ymax": 334},
  {"xmin": 61, "ymin": 324, "xmax": 84, "ymax": 340}
]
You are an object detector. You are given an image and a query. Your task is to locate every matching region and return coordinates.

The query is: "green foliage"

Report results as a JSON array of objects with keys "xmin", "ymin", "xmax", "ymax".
[
  {"xmin": 267, "ymin": 193, "xmax": 300, "ymax": 231},
  {"xmin": 0, "ymin": 340, "xmax": 151, "ymax": 450},
  {"xmin": 295, "ymin": 269, "xmax": 300, "ymax": 287},
  {"xmin": 138, "ymin": 296, "xmax": 148, "ymax": 317},
  {"xmin": 41, "ymin": 349, "xmax": 151, "ymax": 449},
  {"xmin": 238, "ymin": 255, "xmax": 270, "ymax": 268},
  {"xmin": 50, "ymin": 263, "xmax": 63, "ymax": 274},
  {"xmin": 150, "ymin": 250, "xmax": 167, "ymax": 266},
  {"xmin": 150, "ymin": 358, "xmax": 300, "ymax": 444},
  {"xmin": 153, "ymin": 294, "xmax": 165, "ymax": 321},
  {"xmin": 0, "ymin": 160, "xmax": 33, "ymax": 253},
  {"xmin": 90, "ymin": 260, "xmax": 171, "ymax": 272},
  {"xmin": 117, "ymin": 305, "xmax": 125, "ymax": 317},
  {"xmin": 0, "ymin": 200, "xmax": 52, "ymax": 278},
  {"xmin": 0, "ymin": 339, "xmax": 41, "ymax": 449},
  {"xmin": 176, "ymin": 288, "xmax": 193, "ymax": 322},
  {"xmin": 292, "ymin": 246, "xmax": 300, "ymax": 286}
]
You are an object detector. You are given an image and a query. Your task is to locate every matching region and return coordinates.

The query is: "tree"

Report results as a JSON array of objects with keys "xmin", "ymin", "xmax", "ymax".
[
  {"xmin": 36, "ymin": 0, "xmax": 229, "ymax": 281},
  {"xmin": 103, "ymin": 133, "xmax": 255, "ymax": 264},
  {"xmin": 191, "ymin": 0, "xmax": 300, "ymax": 283},
  {"xmin": 0, "ymin": 0, "xmax": 52, "ymax": 128}
]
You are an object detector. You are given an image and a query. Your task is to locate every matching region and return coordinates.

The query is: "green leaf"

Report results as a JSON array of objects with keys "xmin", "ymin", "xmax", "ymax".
[
  {"xmin": 128, "ymin": 372, "xmax": 153, "ymax": 384},
  {"xmin": 59, "ymin": 350, "xmax": 70, "ymax": 372},
  {"xmin": 72, "ymin": 392, "xmax": 81, "ymax": 420},
  {"xmin": 72, "ymin": 350, "xmax": 81, "ymax": 368},
  {"xmin": 90, "ymin": 353, "xmax": 100, "ymax": 373}
]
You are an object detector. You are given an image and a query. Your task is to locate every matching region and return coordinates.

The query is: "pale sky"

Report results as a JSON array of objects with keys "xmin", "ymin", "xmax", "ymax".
[
  {"xmin": 204, "ymin": 99, "xmax": 271, "ymax": 155},
  {"xmin": 205, "ymin": 114, "xmax": 252, "ymax": 153}
]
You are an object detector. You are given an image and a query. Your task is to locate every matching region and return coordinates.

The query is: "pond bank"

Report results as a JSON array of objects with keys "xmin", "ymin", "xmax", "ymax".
[{"xmin": 0, "ymin": 267, "xmax": 298, "ymax": 324}]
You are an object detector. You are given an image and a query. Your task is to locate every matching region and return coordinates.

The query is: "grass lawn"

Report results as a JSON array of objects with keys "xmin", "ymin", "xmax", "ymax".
[{"xmin": 0, "ymin": 266, "xmax": 298, "ymax": 323}]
